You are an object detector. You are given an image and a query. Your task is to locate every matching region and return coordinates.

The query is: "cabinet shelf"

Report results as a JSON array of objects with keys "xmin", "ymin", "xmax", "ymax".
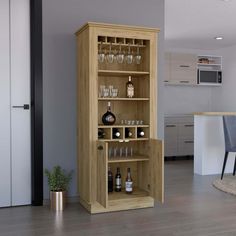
[
  {"xmin": 98, "ymin": 138, "xmax": 149, "ymax": 142},
  {"xmin": 98, "ymin": 125, "xmax": 149, "ymax": 128},
  {"xmin": 98, "ymin": 70, "xmax": 149, "ymax": 76},
  {"xmin": 108, "ymin": 155, "xmax": 149, "ymax": 163},
  {"xmin": 197, "ymin": 63, "xmax": 221, "ymax": 67},
  {"xmin": 98, "ymin": 42, "xmax": 146, "ymax": 48},
  {"xmin": 108, "ymin": 188, "xmax": 149, "ymax": 201},
  {"xmin": 98, "ymin": 98, "xmax": 150, "ymax": 101}
]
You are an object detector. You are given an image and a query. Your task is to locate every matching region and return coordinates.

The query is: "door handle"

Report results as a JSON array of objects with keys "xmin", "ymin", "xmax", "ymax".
[{"xmin": 12, "ymin": 104, "xmax": 30, "ymax": 110}]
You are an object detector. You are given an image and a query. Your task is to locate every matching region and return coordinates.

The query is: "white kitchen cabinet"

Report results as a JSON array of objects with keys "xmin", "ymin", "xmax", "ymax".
[
  {"xmin": 164, "ymin": 115, "xmax": 194, "ymax": 157},
  {"xmin": 165, "ymin": 52, "xmax": 197, "ymax": 85}
]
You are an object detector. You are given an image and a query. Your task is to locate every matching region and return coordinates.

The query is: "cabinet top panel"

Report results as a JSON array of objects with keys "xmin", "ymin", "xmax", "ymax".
[{"xmin": 75, "ymin": 22, "xmax": 160, "ymax": 35}]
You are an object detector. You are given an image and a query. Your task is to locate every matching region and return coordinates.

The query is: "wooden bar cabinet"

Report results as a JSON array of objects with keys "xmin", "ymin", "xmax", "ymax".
[{"xmin": 75, "ymin": 22, "xmax": 163, "ymax": 214}]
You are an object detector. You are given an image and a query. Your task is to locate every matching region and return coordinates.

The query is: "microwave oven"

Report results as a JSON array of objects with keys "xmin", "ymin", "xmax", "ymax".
[{"xmin": 197, "ymin": 70, "xmax": 222, "ymax": 85}]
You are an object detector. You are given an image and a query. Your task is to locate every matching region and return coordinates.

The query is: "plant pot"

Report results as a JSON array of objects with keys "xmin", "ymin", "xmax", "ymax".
[{"xmin": 50, "ymin": 191, "xmax": 66, "ymax": 211}]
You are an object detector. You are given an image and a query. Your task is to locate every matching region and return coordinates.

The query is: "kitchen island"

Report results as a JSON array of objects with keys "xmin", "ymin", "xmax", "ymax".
[{"xmin": 194, "ymin": 112, "xmax": 236, "ymax": 175}]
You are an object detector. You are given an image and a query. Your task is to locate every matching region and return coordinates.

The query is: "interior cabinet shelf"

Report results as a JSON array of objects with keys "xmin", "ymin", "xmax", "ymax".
[
  {"xmin": 98, "ymin": 98, "xmax": 150, "ymax": 101},
  {"xmin": 108, "ymin": 188, "xmax": 149, "ymax": 201},
  {"xmin": 108, "ymin": 155, "xmax": 149, "ymax": 163},
  {"xmin": 98, "ymin": 125, "xmax": 149, "ymax": 128},
  {"xmin": 98, "ymin": 42, "xmax": 146, "ymax": 48},
  {"xmin": 98, "ymin": 70, "xmax": 150, "ymax": 76}
]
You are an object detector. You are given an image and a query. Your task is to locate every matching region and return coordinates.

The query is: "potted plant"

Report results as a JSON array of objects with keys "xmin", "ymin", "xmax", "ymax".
[{"xmin": 45, "ymin": 166, "xmax": 72, "ymax": 211}]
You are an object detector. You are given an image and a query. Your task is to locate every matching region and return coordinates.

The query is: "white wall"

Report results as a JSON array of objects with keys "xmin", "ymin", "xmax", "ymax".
[
  {"xmin": 42, "ymin": 0, "xmax": 165, "ymax": 199},
  {"xmin": 211, "ymin": 45, "xmax": 236, "ymax": 112}
]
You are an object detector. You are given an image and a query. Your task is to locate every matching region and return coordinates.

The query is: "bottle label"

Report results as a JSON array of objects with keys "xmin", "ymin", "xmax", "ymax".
[
  {"xmin": 127, "ymin": 86, "xmax": 134, "ymax": 98},
  {"xmin": 116, "ymin": 178, "xmax": 121, "ymax": 186},
  {"xmin": 125, "ymin": 181, "xmax": 133, "ymax": 192}
]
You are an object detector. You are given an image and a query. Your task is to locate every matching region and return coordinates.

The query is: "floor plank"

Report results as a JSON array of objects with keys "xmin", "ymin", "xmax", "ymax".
[{"xmin": 1, "ymin": 160, "xmax": 236, "ymax": 236}]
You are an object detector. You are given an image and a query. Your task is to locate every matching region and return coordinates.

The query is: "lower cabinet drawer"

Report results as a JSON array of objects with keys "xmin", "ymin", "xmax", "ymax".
[{"xmin": 178, "ymin": 140, "xmax": 194, "ymax": 156}]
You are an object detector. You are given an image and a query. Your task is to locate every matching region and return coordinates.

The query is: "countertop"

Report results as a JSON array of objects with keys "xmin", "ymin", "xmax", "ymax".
[{"xmin": 193, "ymin": 112, "xmax": 236, "ymax": 116}]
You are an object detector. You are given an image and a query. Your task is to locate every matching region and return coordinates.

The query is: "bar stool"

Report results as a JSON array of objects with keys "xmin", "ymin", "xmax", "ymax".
[{"xmin": 221, "ymin": 116, "xmax": 236, "ymax": 179}]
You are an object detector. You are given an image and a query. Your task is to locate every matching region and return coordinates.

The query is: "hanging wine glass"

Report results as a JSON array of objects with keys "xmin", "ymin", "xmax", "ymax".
[
  {"xmin": 116, "ymin": 43, "xmax": 124, "ymax": 64},
  {"xmin": 135, "ymin": 45, "xmax": 142, "ymax": 64},
  {"xmin": 125, "ymin": 44, "xmax": 133, "ymax": 64},
  {"xmin": 98, "ymin": 42, "xmax": 105, "ymax": 63},
  {"xmin": 106, "ymin": 42, "xmax": 115, "ymax": 63}
]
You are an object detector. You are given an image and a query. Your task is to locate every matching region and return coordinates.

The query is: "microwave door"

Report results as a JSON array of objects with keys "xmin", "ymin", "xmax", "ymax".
[{"xmin": 200, "ymin": 71, "xmax": 218, "ymax": 84}]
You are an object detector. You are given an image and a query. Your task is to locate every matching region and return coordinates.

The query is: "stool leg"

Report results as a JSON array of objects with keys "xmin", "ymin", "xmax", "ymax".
[
  {"xmin": 233, "ymin": 155, "xmax": 236, "ymax": 176},
  {"xmin": 221, "ymin": 152, "xmax": 229, "ymax": 180}
]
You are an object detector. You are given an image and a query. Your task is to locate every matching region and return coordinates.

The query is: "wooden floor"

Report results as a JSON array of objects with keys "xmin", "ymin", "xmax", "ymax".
[{"xmin": 1, "ymin": 160, "xmax": 236, "ymax": 236}]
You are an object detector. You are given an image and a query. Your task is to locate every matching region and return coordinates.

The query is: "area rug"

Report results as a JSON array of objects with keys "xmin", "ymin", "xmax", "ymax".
[{"xmin": 213, "ymin": 176, "xmax": 236, "ymax": 196}]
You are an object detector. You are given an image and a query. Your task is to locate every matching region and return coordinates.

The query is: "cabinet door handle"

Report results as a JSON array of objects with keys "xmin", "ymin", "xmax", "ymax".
[
  {"xmin": 12, "ymin": 104, "xmax": 30, "ymax": 110},
  {"xmin": 180, "ymin": 65, "xmax": 190, "ymax": 68},
  {"xmin": 180, "ymin": 81, "xmax": 190, "ymax": 83},
  {"xmin": 166, "ymin": 125, "xmax": 176, "ymax": 127},
  {"xmin": 184, "ymin": 124, "xmax": 194, "ymax": 127},
  {"xmin": 184, "ymin": 141, "xmax": 194, "ymax": 144}
]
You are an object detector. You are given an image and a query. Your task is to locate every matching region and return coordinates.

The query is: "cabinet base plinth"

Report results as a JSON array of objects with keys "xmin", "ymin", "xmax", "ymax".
[{"xmin": 79, "ymin": 196, "xmax": 154, "ymax": 214}]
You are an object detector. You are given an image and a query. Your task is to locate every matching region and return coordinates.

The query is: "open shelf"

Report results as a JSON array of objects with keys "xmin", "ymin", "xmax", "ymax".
[
  {"xmin": 98, "ymin": 97, "xmax": 150, "ymax": 101},
  {"xmin": 108, "ymin": 188, "xmax": 149, "ymax": 201},
  {"xmin": 98, "ymin": 70, "xmax": 150, "ymax": 76},
  {"xmin": 108, "ymin": 155, "xmax": 149, "ymax": 163},
  {"xmin": 197, "ymin": 63, "xmax": 221, "ymax": 66},
  {"xmin": 98, "ymin": 42, "xmax": 146, "ymax": 48},
  {"xmin": 98, "ymin": 125, "xmax": 149, "ymax": 128}
]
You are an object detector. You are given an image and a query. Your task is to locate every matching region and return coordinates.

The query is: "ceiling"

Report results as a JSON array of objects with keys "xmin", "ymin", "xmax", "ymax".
[{"xmin": 165, "ymin": 0, "xmax": 236, "ymax": 50}]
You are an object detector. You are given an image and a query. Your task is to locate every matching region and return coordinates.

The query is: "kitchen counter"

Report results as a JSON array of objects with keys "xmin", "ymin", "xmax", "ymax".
[
  {"xmin": 194, "ymin": 113, "xmax": 236, "ymax": 175},
  {"xmin": 193, "ymin": 112, "xmax": 236, "ymax": 116}
]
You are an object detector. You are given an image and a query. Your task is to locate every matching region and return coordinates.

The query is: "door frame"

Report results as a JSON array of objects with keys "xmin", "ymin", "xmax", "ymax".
[{"xmin": 30, "ymin": 0, "xmax": 43, "ymax": 206}]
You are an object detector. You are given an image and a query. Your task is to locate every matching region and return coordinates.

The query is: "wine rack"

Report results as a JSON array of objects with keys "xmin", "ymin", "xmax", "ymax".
[{"xmin": 76, "ymin": 22, "xmax": 163, "ymax": 214}]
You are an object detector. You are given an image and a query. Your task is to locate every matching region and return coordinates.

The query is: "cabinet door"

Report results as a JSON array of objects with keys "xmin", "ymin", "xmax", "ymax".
[
  {"xmin": 97, "ymin": 141, "xmax": 108, "ymax": 208},
  {"xmin": 164, "ymin": 124, "xmax": 178, "ymax": 156},
  {"xmin": 170, "ymin": 53, "xmax": 197, "ymax": 85},
  {"xmin": 164, "ymin": 52, "xmax": 171, "ymax": 83},
  {"xmin": 149, "ymin": 139, "xmax": 164, "ymax": 203}
]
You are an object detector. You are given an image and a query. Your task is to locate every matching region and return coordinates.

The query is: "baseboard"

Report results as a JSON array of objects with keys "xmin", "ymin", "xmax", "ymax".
[{"xmin": 165, "ymin": 155, "xmax": 194, "ymax": 161}]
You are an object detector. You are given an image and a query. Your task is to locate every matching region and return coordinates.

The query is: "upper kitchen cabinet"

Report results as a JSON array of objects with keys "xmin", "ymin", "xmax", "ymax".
[{"xmin": 165, "ymin": 52, "xmax": 197, "ymax": 85}]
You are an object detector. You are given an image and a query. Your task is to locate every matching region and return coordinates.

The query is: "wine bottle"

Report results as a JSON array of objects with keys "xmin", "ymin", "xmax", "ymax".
[
  {"xmin": 108, "ymin": 166, "xmax": 113, "ymax": 193},
  {"xmin": 112, "ymin": 128, "xmax": 121, "ymax": 139},
  {"xmin": 115, "ymin": 167, "xmax": 122, "ymax": 192},
  {"xmin": 126, "ymin": 76, "xmax": 134, "ymax": 98},
  {"xmin": 102, "ymin": 102, "xmax": 116, "ymax": 125},
  {"xmin": 98, "ymin": 128, "xmax": 106, "ymax": 139},
  {"xmin": 125, "ymin": 168, "xmax": 133, "ymax": 194},
  {"xmin": 125, "ymin": 128, "xmax": 133, "ymax": 138},
  {"xmin": 137, "ymin": 127, "xmax": 145, "ymax": 138}
]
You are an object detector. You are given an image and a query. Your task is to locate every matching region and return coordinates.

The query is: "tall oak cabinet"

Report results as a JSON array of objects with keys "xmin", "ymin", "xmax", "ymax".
[{"xmin": 76, "ymin": 22, "xmax": 163, "ymax": 214}]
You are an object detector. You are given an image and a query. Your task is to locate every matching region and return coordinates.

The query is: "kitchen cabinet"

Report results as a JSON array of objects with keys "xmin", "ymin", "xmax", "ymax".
[
  {"xmin": 165, "ymin": 52, "xmax": 197, "ymax": 85},
  {"xmin": 165, "ymin": 115, "xmax": 194, "ymax": 157},
  {"xmin": 75, "ymin": 22, "xmax": 163, "ymax": 214}
]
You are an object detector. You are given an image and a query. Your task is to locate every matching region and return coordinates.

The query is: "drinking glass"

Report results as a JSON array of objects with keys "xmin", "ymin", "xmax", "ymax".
[
  {"xmin": 106, "ymin": 42, "xmax": 115, "ymax": 63},
  {"xmin": 116, "ymin": 43, "xmax": 124, "ymax": 64},
  {"xmin": 108, "ymin": 85, "xmax": 113, "ymax": 97},
  {"xmin": 99, "ymin": 85, "xmax": 105, "ymax": 97},
  {"xmin": 98, "ymin": 42, "xmax": 105, "ymax": 63},
  {"xmin": 125, "ymin": 44, "xmax": 133, "ymax": 64},
  {"xmin": 135, "ymin": 45, "xmax": 142, "ymax": 64},
  {"xmin": 103, "ymin": 88, "xmax": 109, "ymax": 97},
  {"xmin": 112, "ymin": 88, "xmax": 118, "ymax": 97}
]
